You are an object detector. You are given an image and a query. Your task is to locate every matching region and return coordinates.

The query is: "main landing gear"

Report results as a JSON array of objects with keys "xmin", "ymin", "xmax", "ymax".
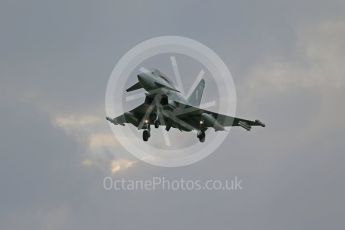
[{"xmin": 197, "ymin": 130, "xmax": 206, "ymax": 143}]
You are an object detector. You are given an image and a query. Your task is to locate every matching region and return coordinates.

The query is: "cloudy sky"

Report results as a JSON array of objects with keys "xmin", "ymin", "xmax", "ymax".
[{"xmin": 1, "ymin": 0, "xmax": 345, "ymax": 229}]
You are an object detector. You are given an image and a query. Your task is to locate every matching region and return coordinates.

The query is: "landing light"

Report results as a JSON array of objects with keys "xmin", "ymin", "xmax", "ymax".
[{"xmin": 200, "ymin": 120, "xmax": 204, "ymax": 124}]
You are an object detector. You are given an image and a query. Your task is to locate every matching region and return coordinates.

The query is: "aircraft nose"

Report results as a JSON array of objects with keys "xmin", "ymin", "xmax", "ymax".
[
  {"xmin": 137, "ymin": 72, "xmax": 150, "ymax": 84},
  {"xmin": 137, "ymin": 68, "xmax": 155, "ymax": 90}
]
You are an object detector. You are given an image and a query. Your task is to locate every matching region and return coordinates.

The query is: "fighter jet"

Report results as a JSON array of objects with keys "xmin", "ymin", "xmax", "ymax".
[{"xmin": 106, "ymin": 68, "xmax": 265, "ymax": 142}]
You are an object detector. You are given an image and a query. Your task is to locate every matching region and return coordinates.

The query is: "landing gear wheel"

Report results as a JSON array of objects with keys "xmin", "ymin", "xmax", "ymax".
[
  {"xmin": 154, "ymin": 120, "xmax": 160, "ymax": 128},
  {"xmin": 143, "ymin": 130, "xmax": 150, "ymax": 141},
  {"xmin": 197, "ymin": 131, "xmax": 206, "ymax": 143}
]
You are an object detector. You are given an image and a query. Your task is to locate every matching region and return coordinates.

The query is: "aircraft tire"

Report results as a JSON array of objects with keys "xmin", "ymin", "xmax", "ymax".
[
  {"xmin": 143, "ymin": 130, "xmax": 150, "ymax": 141},
  {"xmin": 197, "ymin": 131, "xmax": 206, "ymax": 143},
  {"xmin": 154, "ymin": 120, "xmax": 160, "ymax": 128}
]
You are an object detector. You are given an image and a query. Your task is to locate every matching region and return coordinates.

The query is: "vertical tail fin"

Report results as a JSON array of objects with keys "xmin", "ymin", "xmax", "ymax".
[{"xmin": 187, "ymin": 79, "xmax": 205, "ymax": 106}]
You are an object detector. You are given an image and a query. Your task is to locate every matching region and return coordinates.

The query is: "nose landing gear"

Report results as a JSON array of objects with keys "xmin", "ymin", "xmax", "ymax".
[
  {"xmin": 142, "ymin": 122, "xmax": 151, "ymax": 142},
  {"xmin": 143, "ymin": 130, "xmax": 150, "ymax": 141},
  {"xmin": 154, "ymin": 120, "xmax": 160, "ymax": 128},
  {"xmin": 197, "ymin": 130, "xmax": 206, "ymax": 143}
]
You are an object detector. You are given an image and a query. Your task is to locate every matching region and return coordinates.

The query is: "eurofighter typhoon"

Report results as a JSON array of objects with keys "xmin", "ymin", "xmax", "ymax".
[{"xmin": 106, "ymin": 69, "xmax": 265, "ymax": 142}]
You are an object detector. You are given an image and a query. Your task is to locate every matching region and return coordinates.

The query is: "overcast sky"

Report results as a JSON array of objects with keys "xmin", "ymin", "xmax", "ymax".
[{"xmin": 1, "ymin": 0, "xmax": 345, "ymax": 229}]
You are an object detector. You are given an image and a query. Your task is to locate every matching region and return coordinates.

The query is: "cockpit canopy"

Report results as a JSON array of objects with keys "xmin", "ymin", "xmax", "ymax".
[{"xmin": 150, "ymin": 68, "xmax": 173, "ymax": 85}]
